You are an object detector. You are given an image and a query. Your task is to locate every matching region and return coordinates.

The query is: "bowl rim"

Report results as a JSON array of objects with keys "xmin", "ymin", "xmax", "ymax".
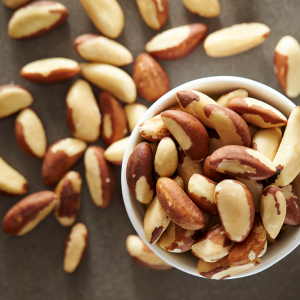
[{"xmin": 121, "ymin": 76, "xmax": 299, "ymax": 279}]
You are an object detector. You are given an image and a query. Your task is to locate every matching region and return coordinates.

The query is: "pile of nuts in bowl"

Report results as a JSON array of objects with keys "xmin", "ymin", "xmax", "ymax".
[{"xmin": 126, "ymin": 88, "xmax": 300, "ymax": 279}]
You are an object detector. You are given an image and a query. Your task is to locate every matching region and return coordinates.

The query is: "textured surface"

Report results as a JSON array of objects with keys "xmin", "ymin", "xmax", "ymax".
[{"xmin": 0, "ymin": 0, "xmax": 300, "ymax": 299}]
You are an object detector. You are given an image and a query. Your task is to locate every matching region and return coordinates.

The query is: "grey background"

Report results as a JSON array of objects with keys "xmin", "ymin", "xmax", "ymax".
[{"xmin": 0, "ymin": 0, "xmax": 300, "ymax": 299}]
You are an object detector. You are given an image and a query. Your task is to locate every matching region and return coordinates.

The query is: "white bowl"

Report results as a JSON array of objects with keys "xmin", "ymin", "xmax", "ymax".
[{"xmin": 121, "ymin": 76, "xmax": 300, "ymax": 279}]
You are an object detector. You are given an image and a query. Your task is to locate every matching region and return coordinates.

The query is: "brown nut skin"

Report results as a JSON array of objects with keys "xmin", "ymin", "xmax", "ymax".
[
  {"xmin": 161, "ymin": 110, "xmax": 209, "ymax": 162},
  {"xmin": 99, "ymin": 91, "xmax": 127, "ymax": 146},
  {"xmin": 159, "ymin": 221, "xmax": 201, "ymax": 253},
  {"xmin": 133, "ymin": 53, "xmax": 170, "ymax": 103},
  {"xmin": 145, "ymin": 23, "xmax": 207, "ymax": 60},
  {"xmin": 203, "ymin": 156, "xmax": 229, "ymax": 183},
  {"xmin": 209, "ymin": 145, "xmax": 276, "ymax": 180},
  {"xmin": 191, "ymin": 224, "xmax": 234, "ymax": 262},
  {"xmin": 42, "ymin": 138, "xmax": 87, "ymax": 186},
  {"xmin": 2, "ymin": 191, "xmax": 57, "ymax": 236},
  {"xmin": 228, "ymin": 216, "xmax": 266, "ymax": 266},
  {"xmin": 280, "ymin": 185, "xmax": 300, "ymax": 226},
  {"xmin": 126, "ymin": 143, "xmax": 154, "ymax": 204},
  {"xmin": 8, "ymin": 1, "xmax": 69, "ymax": 39},
  {"xmin": 204, "ymin": 104, "xmax": 251, "ymax": 147},
  {"xmin": 126, "ymin": 235, "xmax": 172, "ymax": 270},
  {"xmin": 215, "ymin": 180, "xmax": 255, "ymax": 242},
  {"xmin": 156, "ymin": 177, "xmax": 205, "ymax": 230},
  {"xmin": 54, "ymin": 171, "xmax": 82, "ymax": 227},
  {"xmin": 84, "ymin": 146, "xmax": 115, "ymax": 209}
]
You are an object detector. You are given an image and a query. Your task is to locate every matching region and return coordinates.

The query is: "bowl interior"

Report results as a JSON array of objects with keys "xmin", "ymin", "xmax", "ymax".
[{"xmin": 121, "ymin": 76, "xmax": 300, "ymax": 279}]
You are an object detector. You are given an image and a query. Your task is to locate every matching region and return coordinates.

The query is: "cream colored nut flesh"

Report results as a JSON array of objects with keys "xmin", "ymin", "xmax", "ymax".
[
  {"xmin": 2, "ymin": 191, "xmax": 57, "ymax": 235},
  {"xmin": 154, "ymin": 137, "xmax": 178, "ymax": 177},
  {"xmin": 252, "ymin": 128, "xmax": 282, "ymax": 161},
  {"xmin": 144, "ymin": 195, "xmax": 171, "ymax": 244},
  {"xmin": 104, "ymin": 137, "xmax": 130, "ymax": 166},
  {"xmin": 175, "ymin": 89, "xmax": 216, "ymax": 128},
  {"xmin": 182, "ymin": 0, "xmax": 220, "ymax": 17},
  {"xmin": 64, "ymin": 223, "xmax": 88, "ymax": 273},
  {"xmin": 215, "ymin": 180, "xmax": 255, "ymax": 242},
  {"xmin": 273, "ymin": 106, "xmax": 300, "ymax": 186},
  {"xmin": 207, "ymin": 129, "xmax": 224, "ymax": 155},
  {"xmin": 78, "ymin": 0, "xmax": 124, "ymax": 39},
  {"xmin": 260, "ymin": 185, "xmax": 286, "ymax": 239},
  {"xmin": 274, "ymin": 36, "xmax": 300, "ymax": 98},
  {"xmin": 0, "ymin": 85, "xmax": 33, "ymax": 119},
  {"xmin": 217, "ymin": 89, "xmax": 248, "ymax": 108},
  {"xmin": 66, "ymin": 79, "xmax": 101, "ymax": 142},
  {"xmin": 124, "ymin": 103, "xmax": 148, "ymax": 133},
  {"xmin": 20, "ymin": 58, "xmax": 81, "ymax": 83},
  {"xmin": 136, "ymin": 0, "xmax": 168, "ymax": 30},
  {"xmin": 171, "ymin": 175, "xmax": 184, "ymax": 190},
  {"xmin": 3, "ymin": 0, "xmax": 30, "ymax": 9},
  {"xmin": 15, "ymin": 108, "xmax": 47, "ymax": 158},
  {"xmin": 228, "ymin": 97, "xmax": 287, "ymax": 128},
  {"xmin": 0, "ymin": 157, "xmax": 28, "ymax": 195},
  {"xmin": 81, "ymin": 63, "xmax": 136, "ymax": 103},
  {"xmin": 8, "ymin": 1, "xmax": 68, "ymax": 39},
  {"xmin": 197, "ymin": 256, "xmax": 261, "ymax": 279},
  {"xmin": 74, "ymin": 34, "xmax": 133, "ymax": 66},
  {"xmin": 258, "ymin": 240, "xmax": 267, "ymax": 257},
  {"xmin": 204, "ymin": 23, "xmax": 270, "ymax": 57},
  {"xmin": 126, "ymin": 235, "xmax": 172, "ymax": 270}
]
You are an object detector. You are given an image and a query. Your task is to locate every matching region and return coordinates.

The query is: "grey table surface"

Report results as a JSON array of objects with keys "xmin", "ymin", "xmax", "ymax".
[{"xmin": 0, "ymin": 0, "xmax": 300, "ymax": 299}]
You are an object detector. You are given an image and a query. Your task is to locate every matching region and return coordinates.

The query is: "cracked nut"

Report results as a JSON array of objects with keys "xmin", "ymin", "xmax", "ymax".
[
  {"xmin": 182, "ymin": 0, "xmax": 220, "ymax": 18},
  {"xmin": 104, "ymin": 136, "xmax": 130, "ymax": 166},
  {"xmin": 217, "ymin": 88, "xmax": 248, "ymax": 108},
  {"xmin": 124, "ymin": 103, "xmax": 148, "ymax": 133}
]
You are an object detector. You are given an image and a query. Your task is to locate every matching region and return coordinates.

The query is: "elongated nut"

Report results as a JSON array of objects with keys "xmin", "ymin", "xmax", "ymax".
[
  {"xmin": 182, "ymin": 0, "xmax": 220, "ymax": 17},
  {"xmin": 280, "ymin": 184, "xmax": 300, "ymax": 226},
  {"xmin": 197, "ymin": 256, "xmax": 261, "ymax": 279},
  {"xmin": 2, "ymin": 191, "xmax": 57, "ymax": 235},
  {"xmin": 188, "ymin": 174, "xmax": 217, "ymax": 214},
  {"xmin": 74, "ymin": 34, "xmax": 133, "ymax": 66},
  {"xmin": 8, "ymin": 1, "xmax": 68, "ymax": 39},
  {"xmin": 0, "ymin": 157, "xmax": 28, "ymax": 195},
  {"xmin": 136, "ymin": 0, "xmax": 168, "ymax": 30},
  {"xmin": 154, "ymin": 137, "xmax": 178, "ymax": 178},
  {"xmin": 81, "ymin": 63, "xmax": 136, "ymax": 104},
  {"xmin": 203, "ymin": 156, "xmax": 229, "ymax": 183},
  {"xmin": 228, "ymin": 216, "xmax": 266, "ymax": 266},
  {"xmin": 126, "ymin": 143, "xmax": 154, "ymax": 204},
  {"xmin": 192, "ymin": 224, "xmax": 234, "ymax": 262},
  {"xmin": 0, "ymin": 85, "xmax": 33, "ymax": 119},
  {"xmin": 274, "ymin": 36, "xmax": 300, "ymax": 98},
  {"xmin": 99, "ymin": 91, "xmax": 127, "ymax": 146},
  {"xmin": 177, "ymin": 146, "xmax": 203, "ymax": 192},
  {"xmin": 157, "ymin": 177, "xmax": 205, "ymax": 230},
  {"xmin": 126, "ymin": 235, "xmax": 172, "ymax": 270},
  {"xmin": 175, "ymin": 89, "xmax": 216, "ymax": 128},
  {"xmin": 63, "ymin": 223, "xmax": 87, "ymax": 273},
  {"xmin": 66, "ymin": 80, "xmax": 101, "ymax": 142},
  {"xmin": 124, "ymin": 103, "xmax": 148, "ymax": 133},
  {"xmin": 138, "ymin": 114, "xmax": 170, "ymax": 142},
  {"xmin": 170, "ymin": 175, "xmax": 184, "ymax": 190},
  {"xmin": 272, "ymin": 106, "xmax": 300, "ymax": 186},
  {"xmin": 3, "ymin": 0, "xmax": 29, "ymax": 9},
  {"xmin": 209, "ymin": 145, "xmax": 276, "ymax": 180},
  {"xmin": 217, "ymin": 89, "xmax": 248, "ymax": 108},
  {"xmin": 159, "ymin": 221, "xmax": 200, "ymax": 252},
  {"xmin": 15, "ymin": 108, "xmax": 47, "ymax": 158},
  {"xmin": 204, "ymin": 23, "xmax": 270, "ymax": 57},
  {"xmin": 54, "ymin": 171, "xmax": 82, "ymax": 227},
  {"xmin": 161, "ymin": 110, "xmax": 209, "ymax": 161},
  {"xmin": 42, "ymin": 138, "xmax": 87, "ymax": 186},
  {"xmin": 204, "ymin": 104, "xmax": 251, "ymax": 147},
  {"xmin": 228, "ymin": 97, "xmax": 287, "ymax": 128},
  {"xmin": 20, "ymin": 58, "xmax": 81, "ymax": 84},
  {"xmin": 216, "ymin": 180, "xmax": 255, "ymax": 242},
  {"xmin": 84, "ymin": 146, "xmax": 115, "ymax": 209},
  {"xmin": 78, "ymin": 0, "xmax": 124, "ymax": 39},
  {"xmin": 145, "ymin": 23, "xmax": 207, "ymax": 60},
  {"xmin": 144, "ymin": 195, "xmax": 171, "ymax": 244},
  {"xmin": 260, "ymin": 185, "xmax": 286, "ymax": 239},
  {"xmin": 133, "ymin": 53, "xmax": 170, "ymax": 102},
  {"xmin": 104, "ymin": 137, "xmax": 130, "ymax": 166},
  {"xmin": 252, "ymin": 128, "xmax": 282, "ymax": 161}
]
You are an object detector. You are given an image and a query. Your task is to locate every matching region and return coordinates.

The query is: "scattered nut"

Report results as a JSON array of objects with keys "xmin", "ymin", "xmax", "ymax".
[
  {"xmin": 124, "ymin": 103, "xmax": 148, "ymax": 133},
  {"xmin": 15, "ymin": 108, "xmax": 47, "ymax": 158},
  {"xmin": 3, "ymin": 0, "xmax": 30, "ymax": 9},
  {"xmin": 217, "ymin": 89, "xmax": 248, "ymax": 108},
  {"xmin": 103, "ymin": 136, "xmax": 130, "ymax": 166},
  {"xmin": 182, "ymin": 0, "xmax": 220, "ymax": 18},
  {"xmin": 2, "ymin": 191, "xmax": 57, "ymax": 235}
]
